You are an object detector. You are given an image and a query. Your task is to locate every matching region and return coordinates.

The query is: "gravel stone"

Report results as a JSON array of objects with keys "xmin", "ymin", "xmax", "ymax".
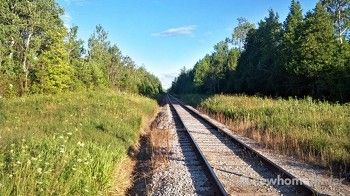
[
  {"xmin": 183, "ymin": 102, "xmax": 350, "ymax": 196},
  {"xmin": 150, "ymin": 104, "xmax": 216, "ymax": 196}
]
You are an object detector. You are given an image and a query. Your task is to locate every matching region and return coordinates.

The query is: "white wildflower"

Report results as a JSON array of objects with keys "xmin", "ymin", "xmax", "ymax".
[
  {"xmin": 67, "ymin": 132, "xmax": 72, "ymax": 136},
  {"xmin": 37, "ymin": 168, "xmax": 42, "ymax": 174},
  {"xmin": 77, "ymin": 141, "xmax": 85, "ymax": 147}
]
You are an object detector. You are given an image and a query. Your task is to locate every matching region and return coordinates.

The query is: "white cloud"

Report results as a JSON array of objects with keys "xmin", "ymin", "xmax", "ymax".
[{"xmin": 152, "ymin": 25, "xmax": 196, "ymax": 37}]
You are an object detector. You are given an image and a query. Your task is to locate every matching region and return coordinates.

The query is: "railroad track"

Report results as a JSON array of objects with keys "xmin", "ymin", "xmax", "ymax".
[{"xmin": 167, "ymin": 94, "xmax": 321, "ymax": 196}]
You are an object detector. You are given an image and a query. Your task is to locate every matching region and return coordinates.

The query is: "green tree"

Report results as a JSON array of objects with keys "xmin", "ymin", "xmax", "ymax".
[
  {"xmin": 66, "ymin": 26, "xmax": 84, "ymax": 65},
  {"xmin": 322, "ymin": 0, "xmax": 350, "ymax": 43},
  {"xmin": 170, "ymin": 67, "xmax": 196, "ymax": 94},
  {"xmin": 295, "ymin": 3, "xmax": 337, "ymax": 77},
  {"xmin": 3, "ymin": 0, "xmax": 65, "ymax": 94},
  {"xmin": 208, "ymin": 41, "xmax": 230, "ymax": 93},
  {"xmin": 65, "ymin": 26, "xmax": 86, "ymax": 89},
  {"xmin": 31, "ymin": 39, "xmax": 73, "ymax": 93},
  {"xmin": 224, "ymin": 48, "xmax": 240, "ymax": 92},
  {"xmin": 86, "ymin": 25, "xmax": 111, "ymax": 87},
  {"xmin": 107, "ymin": 45, "xmax": 124, "ymax": 89},
  {"xmin": 193, "ymin": 54, "xmax": 211, "ymax": 89},
  {"xmin": 232, "ymin": 17, "xmax": 255, "ymax": 51},
  {"xmin": 293, "ymin": 3, "xmax": 338, "ymax": 97},
  {"xmin": 281, "ymin": 0, "xmax": 304, "ymax": 95},
  {"xmin": 137, "ymin": 67, "xmax": 162, "ymax": 98},
  {"xmin": 235, "ymin": 10, "xmax": 282, "ymax": 94}
]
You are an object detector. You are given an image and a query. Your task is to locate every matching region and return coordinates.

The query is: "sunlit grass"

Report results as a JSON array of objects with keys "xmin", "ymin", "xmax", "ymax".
[
  {"xmin": 179, "ymin": 94, "xmax": 350, "ymax": 174},
  {"xmin": 0, "ymin": 90, "xmax": 157, "ymax": 195}
]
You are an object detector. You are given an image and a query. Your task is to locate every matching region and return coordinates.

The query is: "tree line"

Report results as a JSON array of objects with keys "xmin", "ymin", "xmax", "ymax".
[
  {"xmin": 170, "ymin": 0, "xmax": 350, "ymax": 102},
  {"xmin": 0, "ymin": 0, "xmax": 162, "ymax": 98}
]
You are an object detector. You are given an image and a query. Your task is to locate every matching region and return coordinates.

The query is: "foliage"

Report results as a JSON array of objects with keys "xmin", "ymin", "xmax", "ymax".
[
  {"xmin": 235, "ymin": 10, "xmax": 283, "ymax": 94},
  {"xmin": 0, "ymin": 1, "xmax": 162, "ymax": 98},
  {"xmin": 232, "ymin": 17, "xmax": 255, "ymax": 50},
  {"xmin": 170, "ymin": 67, "xmax": 196, "ymax": 94},
  {"xmin": 170, "ymin": 0, "xmax": 350, "ymax": 102},
  {"xmin": 0, "ymin": 90, "xmax": 158, "ymax": 195},
  {"xmin": 322, "ymin": 0, "xmax": 350, "ymax": 43}
]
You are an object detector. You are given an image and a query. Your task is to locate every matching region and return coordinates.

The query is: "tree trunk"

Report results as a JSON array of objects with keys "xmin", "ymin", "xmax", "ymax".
[{"xmin": 21, "ymin": 31, "xmax": 32, "ymax": 95}]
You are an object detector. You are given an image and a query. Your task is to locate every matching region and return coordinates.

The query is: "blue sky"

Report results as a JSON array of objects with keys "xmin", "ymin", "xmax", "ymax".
[{"xmin": 59, "ymin": 0, "xmax": 318, "ymax": 89}]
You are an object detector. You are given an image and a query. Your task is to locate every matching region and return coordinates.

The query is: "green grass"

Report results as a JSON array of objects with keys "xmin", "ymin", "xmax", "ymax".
[
  {"xmin": 0, "ymin": 90, "xmax": 158, "ymax": 195},
  {"xmin": 178, "ymin": 94, "xmax": 350, "ymax": 174}
]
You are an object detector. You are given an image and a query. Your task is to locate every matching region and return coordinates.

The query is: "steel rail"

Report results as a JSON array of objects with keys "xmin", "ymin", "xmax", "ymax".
[
  {"xmin": 167, "ymin": 95, "xmax": 228, "ymax": 196},
  {"xmin": 168, "ymin": 94, "xmax": 325, "ymax": 196}
]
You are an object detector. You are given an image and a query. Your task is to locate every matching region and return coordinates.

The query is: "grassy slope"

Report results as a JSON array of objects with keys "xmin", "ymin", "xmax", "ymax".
[
  {"xmin": 179, "ymin": 94, "xmax": 350, "ymax": 174},
  {"xmin": 0, "ymin": 90, "xmax": 158, "ymax": 195}
]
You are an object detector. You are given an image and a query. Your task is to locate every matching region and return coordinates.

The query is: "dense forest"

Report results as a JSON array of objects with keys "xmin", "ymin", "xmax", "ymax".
[
  {"xmin": 170, "ymin": 0, "xmax": 350, "ymax": 102},
  {"xmin": 0, "ymin": 0, "xmax": 162, "ymax": 98}
]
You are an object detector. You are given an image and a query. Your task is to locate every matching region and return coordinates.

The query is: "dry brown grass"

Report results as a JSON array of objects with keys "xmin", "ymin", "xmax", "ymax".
[
  {"xmin": 150, "ymin": 109, "xmax": 171, "ymax": 168},
  {"xmin": 127, "ymin": 107, "xmax": 172, "ymax": 195},
  {"xmin": 199, "ymin": 107, "xmax": 346, "ymax": 172},
  {"xmin": 111, "ymin": 108, "xmax": 160, "ymax": 195},
  {"xmin": 110, "ymin": 158, "xmax": 135, "ymax": 196}
]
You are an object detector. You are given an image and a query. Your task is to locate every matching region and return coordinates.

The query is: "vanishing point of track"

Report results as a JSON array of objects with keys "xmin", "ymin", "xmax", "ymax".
[{"xmin": 167, "ymin": 94, "xmax": 321, "ymax": 196}]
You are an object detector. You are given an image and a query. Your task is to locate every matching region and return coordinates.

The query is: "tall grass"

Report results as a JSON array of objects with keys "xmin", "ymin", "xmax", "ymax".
[
  {"xmin": 0, "ymin": 90, "xmax": 158, "ymax": 195},
  {"xmin": 179, "ymin": 94, "xmax": 350, "ymax": 176}
]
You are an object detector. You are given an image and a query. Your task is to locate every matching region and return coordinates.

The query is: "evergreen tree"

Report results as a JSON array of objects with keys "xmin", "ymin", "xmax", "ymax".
[
  {"xmin": 295, "ymin": 3, "xmax": 337, "ymax": 78},
  {"xmin": 281, "ymin": 0, "xmax": 304, "ymax": 95},
  {"xmin": 170, "ymin": 1, "xmax": 350, "ymax": 102},
  {"xmin": 235, "ymin": 10, "xmax": 282, "ymax": 94},
  {"xmin": 193, "ymin": 54, "xmax": 211, "ymax": 89},
  {"xmin": 293, "ymin": 3, "xmax": 338, "ymax": 97}
]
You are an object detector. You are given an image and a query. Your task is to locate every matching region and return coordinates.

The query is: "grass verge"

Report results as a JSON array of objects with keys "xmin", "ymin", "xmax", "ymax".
[
  {"xmin": 178, "ymin": 94, "xmax": 350, "ymax": 177},
  {"xmin": 0, "ymin": 90, "xmax": 158, "ymax": 195}
]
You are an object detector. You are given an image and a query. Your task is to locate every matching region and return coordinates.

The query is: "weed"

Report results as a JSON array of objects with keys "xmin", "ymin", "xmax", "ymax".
[
  {"xmin": 0, "ymin": 90, "xmax": 158, "ymax": 195},
  {"xmin": 179, "ymin": 94, "xmax": 350, "ymax": 177}
]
